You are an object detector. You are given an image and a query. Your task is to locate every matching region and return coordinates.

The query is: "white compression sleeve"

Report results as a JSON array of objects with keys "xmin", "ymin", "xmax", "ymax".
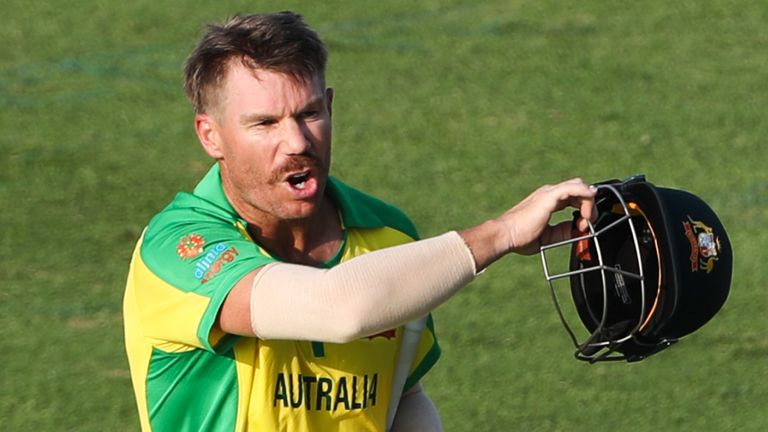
[{"xmin": 249, "ymin": 231, "xmax": 477, "ymax": 343}]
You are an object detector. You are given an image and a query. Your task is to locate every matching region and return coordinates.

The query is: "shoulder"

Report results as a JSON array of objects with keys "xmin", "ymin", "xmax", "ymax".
[
  {"xmin": 138, "ymin": 192, "xmax": 270, "ymax": 290},
  {"xmin": 143, "ymin": 192, "xmax": 239, "ymax": 257},
  {"xmin": 327, "ymin": 177, "xmax": 420, "ymax": 240}
]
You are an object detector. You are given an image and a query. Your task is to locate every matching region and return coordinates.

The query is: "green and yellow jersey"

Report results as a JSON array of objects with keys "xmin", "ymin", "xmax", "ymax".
[{"xmin": 123, "ymin": 165, "xmax": 440, "ymax": 431}]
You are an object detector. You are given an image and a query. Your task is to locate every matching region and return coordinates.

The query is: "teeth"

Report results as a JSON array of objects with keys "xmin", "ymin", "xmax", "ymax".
[{"xmin": 288, "ymin": 172, "xmax": 309, "ymax": 190}]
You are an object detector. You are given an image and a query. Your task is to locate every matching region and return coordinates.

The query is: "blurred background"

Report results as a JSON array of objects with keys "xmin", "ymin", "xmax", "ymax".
[{"xmin": 1, "ymin": 1, "xmax": 766, "ymax": 430}]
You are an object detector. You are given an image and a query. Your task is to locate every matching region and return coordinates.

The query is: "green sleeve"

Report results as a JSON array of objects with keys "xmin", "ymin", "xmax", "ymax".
[{"xmin": 139, "ymin": 194, "xmax": 273, "ymax": 352}]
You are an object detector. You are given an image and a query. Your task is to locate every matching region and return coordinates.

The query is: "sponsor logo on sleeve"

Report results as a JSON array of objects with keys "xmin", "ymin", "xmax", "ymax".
[
  {"xmin": 193, "ymin": 243, "xmax": 240, "ymax": 283},
  {"xmin": 176, "ymin": 233, "xmax": 240, "ymax": 283}
]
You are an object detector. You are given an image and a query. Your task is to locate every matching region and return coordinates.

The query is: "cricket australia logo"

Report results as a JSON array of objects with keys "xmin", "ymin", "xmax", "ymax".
[{"xmin": 682, "ymin": 216, "xmax": 721, "ymax": 274}]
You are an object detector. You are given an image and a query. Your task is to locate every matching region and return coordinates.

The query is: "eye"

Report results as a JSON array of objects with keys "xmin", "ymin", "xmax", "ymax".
[
  {"xmin": 301, "ymin": 110, "xmax": 320, "ymax": 120},
  {"xmin": 253, "ymin": 118, "xmax": 277, "ymax": 128}
]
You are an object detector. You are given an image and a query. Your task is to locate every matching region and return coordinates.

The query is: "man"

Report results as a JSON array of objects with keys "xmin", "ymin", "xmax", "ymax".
[{"xmin": 123, "ymin": 11, "xmax": 596, "ymax": 431}]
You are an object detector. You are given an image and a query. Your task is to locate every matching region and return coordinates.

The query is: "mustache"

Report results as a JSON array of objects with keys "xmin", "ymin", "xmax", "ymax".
[{"xmin": 268, "ymin": 153, "xmax": 324, "ymax": 183}]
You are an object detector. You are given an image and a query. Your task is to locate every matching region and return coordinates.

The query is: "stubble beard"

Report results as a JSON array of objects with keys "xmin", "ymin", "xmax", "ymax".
[{"xmin": 256, "ymin": 152, "xmax": 330, "ymax": 222}]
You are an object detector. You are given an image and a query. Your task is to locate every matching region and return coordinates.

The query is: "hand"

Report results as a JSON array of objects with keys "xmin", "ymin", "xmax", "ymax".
[{"xmin": 496, "ymin": 178, "xmax": 597, "ymax": 256}]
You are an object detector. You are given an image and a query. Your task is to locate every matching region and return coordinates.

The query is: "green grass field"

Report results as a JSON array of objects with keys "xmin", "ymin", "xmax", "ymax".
[{"xmin": 2, "ymin": 1, "xmax": 766, "ymax": 430}]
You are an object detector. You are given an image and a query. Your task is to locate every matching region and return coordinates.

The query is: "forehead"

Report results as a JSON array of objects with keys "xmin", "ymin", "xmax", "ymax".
[{"xmin": 218, "ymin": 61, "xmax": 324, "ymax": 112}]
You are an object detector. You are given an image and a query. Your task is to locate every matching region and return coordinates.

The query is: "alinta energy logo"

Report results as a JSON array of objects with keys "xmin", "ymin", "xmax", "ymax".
[
  {"xmin": 176, "ymin": 233, "xmax": 240, "ymax": 283},
  {"xmin": 194, "ymin": 243, "xmax": 240, "ymax": 283}
]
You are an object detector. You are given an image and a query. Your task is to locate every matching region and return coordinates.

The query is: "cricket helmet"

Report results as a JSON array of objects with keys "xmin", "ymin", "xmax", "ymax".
[{"xmin": 540, "ymin": 175, "xmax": 732, "ymax": 362}]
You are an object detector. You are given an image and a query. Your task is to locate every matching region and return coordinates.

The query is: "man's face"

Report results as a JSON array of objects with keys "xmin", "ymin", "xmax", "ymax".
[{"xmin": 197, "ymin": 62, "xmax": 334, "ymax": 225}]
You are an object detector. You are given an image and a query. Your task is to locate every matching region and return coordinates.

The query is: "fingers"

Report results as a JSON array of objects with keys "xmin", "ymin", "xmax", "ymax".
[
  {"xmin": 500, "ymin": 177, "xmax": 597, "ymax": 255},
  {"xmin": 557, "ymin": 179, "xmax": 597, "ymax": 233},
  {"xmin": 575, "ymin": 193, "xmax": 597, "ymax": 232}
]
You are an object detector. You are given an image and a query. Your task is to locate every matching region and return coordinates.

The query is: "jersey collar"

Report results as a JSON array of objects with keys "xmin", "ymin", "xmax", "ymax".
[{"xmin": 192, "ymin": 164, "xmax": 237, "ymax": 215}]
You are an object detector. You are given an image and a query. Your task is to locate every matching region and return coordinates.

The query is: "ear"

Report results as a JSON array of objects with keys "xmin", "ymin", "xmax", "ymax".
[
  {"xmin": 325, "ymin": 87, "xmax": 334, "ymax": 118},
  {"xmin": 194, "ymin": 113, "xmax": 224, "ymax": 159}
]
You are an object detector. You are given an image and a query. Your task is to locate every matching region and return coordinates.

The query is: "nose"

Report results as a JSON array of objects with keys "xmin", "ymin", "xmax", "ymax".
[{"xmin": 280, "ymin": 118, "xmax": 312, "ymax": 155}]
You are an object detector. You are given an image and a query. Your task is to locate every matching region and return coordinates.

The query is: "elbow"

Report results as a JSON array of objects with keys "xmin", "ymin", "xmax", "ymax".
[
  {"xmin": 314, "ymin": 279, "xmax": 381, "ymax": 343},
  {"xmin": 320, "ymin": 300, "xmax": 385, "ymax": 343},
  {"xmin": 323, "ymin": 312, "xmax": 369, "ymax": 344}
]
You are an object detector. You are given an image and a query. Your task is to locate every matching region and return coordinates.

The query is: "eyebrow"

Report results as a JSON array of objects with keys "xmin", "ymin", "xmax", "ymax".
[{"xmin": 239, "ymin": 95, "xmax": 325, "ymax": 126}]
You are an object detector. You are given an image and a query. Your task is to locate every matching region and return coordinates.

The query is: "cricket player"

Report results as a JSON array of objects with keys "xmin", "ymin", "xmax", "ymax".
[{"xmin": 123, "ymin": 11, "xmax": 596, "ymax": 431}]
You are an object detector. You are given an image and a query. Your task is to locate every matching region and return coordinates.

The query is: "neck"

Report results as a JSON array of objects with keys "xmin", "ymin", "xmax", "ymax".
[{"xmin": 245, "ymin": 196, "xmax": 343, "ymax": 266}]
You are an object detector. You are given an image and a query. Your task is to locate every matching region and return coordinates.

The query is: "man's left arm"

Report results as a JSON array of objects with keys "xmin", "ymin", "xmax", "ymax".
[{"xmin": 390, "ymin": 383, "xmax": 443, "ymax": 432}]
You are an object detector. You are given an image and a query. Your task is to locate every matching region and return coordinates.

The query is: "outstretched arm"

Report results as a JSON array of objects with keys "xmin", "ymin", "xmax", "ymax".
[{"xmin": 217, "ymin": 178, "xmax": 596, "ymax": 342}]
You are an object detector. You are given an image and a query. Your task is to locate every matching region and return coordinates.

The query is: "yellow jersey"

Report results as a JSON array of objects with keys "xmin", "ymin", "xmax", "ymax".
[{"xmin": 123, "ymin": 165, "xmax": 440, "ymax": 431}]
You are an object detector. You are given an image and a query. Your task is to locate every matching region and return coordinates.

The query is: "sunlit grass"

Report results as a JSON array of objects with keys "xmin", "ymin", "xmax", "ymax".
[{"xmin": 1, "ymin": 1, "xmax": 765, "ymax": 430}]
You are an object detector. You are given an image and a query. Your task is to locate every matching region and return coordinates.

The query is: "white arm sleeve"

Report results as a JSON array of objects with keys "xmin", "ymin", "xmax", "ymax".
[{"xmin": 250, "ymin": 231, "xmax": 477, "ymax": 342}]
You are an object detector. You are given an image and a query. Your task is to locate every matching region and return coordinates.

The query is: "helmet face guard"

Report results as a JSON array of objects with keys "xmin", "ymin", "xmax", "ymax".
[{"xmin": 540, "ymin": 176, "xmax": 732, "ymax": 363}]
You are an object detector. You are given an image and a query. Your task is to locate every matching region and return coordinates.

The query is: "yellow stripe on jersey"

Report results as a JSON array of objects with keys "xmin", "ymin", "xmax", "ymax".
[
  {"xmin": 341, "ymin": 226, "xmax": 414, "ymax": 261},
  {"xmin": 129, "ymin": 238, "xmax": 220, "ymax": 351}
]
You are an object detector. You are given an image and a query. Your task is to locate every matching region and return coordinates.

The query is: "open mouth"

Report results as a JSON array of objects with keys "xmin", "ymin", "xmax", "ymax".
[{"xmin": 287, "ymin": 171, "xmax": 311, "ymax": 190}]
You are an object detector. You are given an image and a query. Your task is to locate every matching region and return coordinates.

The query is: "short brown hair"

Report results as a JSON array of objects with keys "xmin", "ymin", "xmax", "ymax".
[{"xmin": 183, "ymin": 11, "xmax": 328, "ymax": 114}]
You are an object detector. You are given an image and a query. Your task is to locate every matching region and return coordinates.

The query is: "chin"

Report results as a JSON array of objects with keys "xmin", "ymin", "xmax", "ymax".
[{"xmin": 280, "ymin": 200, "xmax": 322, "ymax": 221}]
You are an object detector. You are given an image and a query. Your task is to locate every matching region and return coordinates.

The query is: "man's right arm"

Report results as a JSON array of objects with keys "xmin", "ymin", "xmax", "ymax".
[
  {"xmin": 220, "ymin": 230, "xmax": 475, "ymax": 342},
  {"xmin": 218, "ymin": 178, "xmax": 596, "ymax": 342}
]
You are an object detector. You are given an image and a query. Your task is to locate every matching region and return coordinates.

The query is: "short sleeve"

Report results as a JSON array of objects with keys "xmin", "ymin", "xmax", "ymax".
[{"xmin": 132, "ymin": 203, "xmax": 273, "ymax": 352}]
